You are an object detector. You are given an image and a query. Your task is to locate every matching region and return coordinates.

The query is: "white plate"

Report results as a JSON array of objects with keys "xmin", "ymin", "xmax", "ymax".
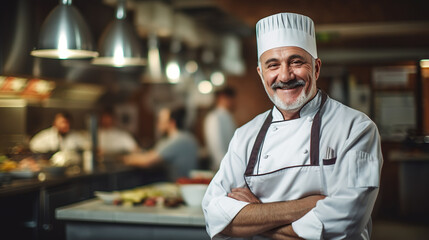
[{"xmin": 95, "ymin": 191, "xmax": 121, "ymax": 204}]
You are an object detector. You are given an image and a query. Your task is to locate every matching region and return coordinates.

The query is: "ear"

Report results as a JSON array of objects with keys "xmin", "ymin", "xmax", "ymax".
[
  {"xmin": 314, "ymin": 58, "xmax": 322, "ymax": 81},
  {"xmin": 257, "ymin": 65, "xmax": 263, "ymax": 80}
]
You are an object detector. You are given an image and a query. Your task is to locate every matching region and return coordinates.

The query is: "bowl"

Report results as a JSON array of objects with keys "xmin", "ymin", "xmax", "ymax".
[
  {"xmin": 95, "ymin": 191, "xmax": 121, "ymax": 204},
  {"xmin": 179, "ymin": 184, "xmax": 208, "ymax": 207}
]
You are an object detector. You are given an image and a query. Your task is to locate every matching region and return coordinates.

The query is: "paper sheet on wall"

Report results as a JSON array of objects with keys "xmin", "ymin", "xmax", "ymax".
[
  {"xmin": 373, "ymin": 66, "xmax": 415, "ymax": 88},
  {"xmin": 349, "ymin": 85, "xmax": 371, "ymax": 116},
  {"xmin": 374, "ymin": 93, "xmax": 416, "ymax": 141}
]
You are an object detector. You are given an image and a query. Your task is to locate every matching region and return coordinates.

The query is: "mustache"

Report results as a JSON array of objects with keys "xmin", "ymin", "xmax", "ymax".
[{"xmin": 271, "ymin": 79, "xmax": 305, "ymax": 90}]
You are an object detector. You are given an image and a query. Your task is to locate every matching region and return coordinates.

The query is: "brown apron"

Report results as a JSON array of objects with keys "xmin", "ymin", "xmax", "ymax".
[{"xmin": 244, "ymin": 92, "xmax": 334, "ymax": 203}]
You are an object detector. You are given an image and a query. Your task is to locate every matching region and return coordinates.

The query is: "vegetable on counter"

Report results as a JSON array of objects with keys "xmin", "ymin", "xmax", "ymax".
[
  {"xmin": 97, "ymin": 182, "xmax": 184, "ymax": 208},
  {"xmin": 0, "ymin": 155, "xmax": 18, "ymax": 172}
]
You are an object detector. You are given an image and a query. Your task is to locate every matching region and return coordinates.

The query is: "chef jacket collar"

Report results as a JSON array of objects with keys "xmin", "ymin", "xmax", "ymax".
[{"xmin": 272, "ymin": 90, "xmax": 322, "ymax": 121}]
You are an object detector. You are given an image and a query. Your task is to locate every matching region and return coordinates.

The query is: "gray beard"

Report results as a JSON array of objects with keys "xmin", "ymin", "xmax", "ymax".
[
  {"xmin": 262, "ymin": 80, "xmax": 311, "ymax": 112},
  {"xmin": 268, "ymin": 89, "xmax": 308, "ymax": 111}
]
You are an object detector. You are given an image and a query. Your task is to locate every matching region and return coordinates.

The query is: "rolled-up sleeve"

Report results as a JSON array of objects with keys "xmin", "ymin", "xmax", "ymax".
[
  {"xmin": 204, "ymin": 194, "xmax": 249, "ymax": 239},
  {"xmin": 292, "ymin": 121, "xmax": 383, "ymax": 239},
  {"xmin": 202, "ymin": 131, "xmax": 251, "ymax": 239}
]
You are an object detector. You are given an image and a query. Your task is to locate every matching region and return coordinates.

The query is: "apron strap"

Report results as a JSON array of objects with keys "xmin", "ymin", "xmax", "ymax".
[
  {"xmin": 245, "ymin": 91, "xmax": 328, "ymax": 175},
  {"xmin": 245, "ymin": 110, "xmax": 273, "ymax": 176},
  {"xmin": 310, "ymin": 91, "xmax": 328, "ymax": 166}
]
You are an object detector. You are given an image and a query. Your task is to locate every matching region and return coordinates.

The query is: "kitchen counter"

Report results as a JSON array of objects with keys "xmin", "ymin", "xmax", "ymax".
[
  {"xmin": 56, "ymin": 198, "xmax": 205, "ymax": 226},
  {"xmin": 0, "ymin": 165, "xmax": 136, "ymax": 197},
  {"xmin": 0, "ymin": 163, "xmax": 167, "ymax": 240},
  {"xmin": 388, "ymin": 149, "xmax": 429, "ymax": 219},
  {"xmin": 56, "ymin": 199, "xmax": 209, "ymax": 240}
]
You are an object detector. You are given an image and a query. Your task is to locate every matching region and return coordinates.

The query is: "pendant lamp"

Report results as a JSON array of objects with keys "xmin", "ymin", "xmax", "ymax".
[
  {"xmin": 31, "ymin": 0, "xmax": 98, "ymax": 59},
  {"xmin": 166, "ymin": 39, "xmax": 182, "ymax": 83},
  {"xmin": 92, "ymin": 0, "xmax": 145, "ymax": 67},
  {"xmin": 144, "ymin": 33, "xmax": 163, "ymax": 82}
]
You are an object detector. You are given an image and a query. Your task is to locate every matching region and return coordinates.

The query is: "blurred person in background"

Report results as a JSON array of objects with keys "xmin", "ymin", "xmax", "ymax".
[
  {"xmin": 123, "ymin": 107, "xmax": 199, "ymax": 180},
  {"xmin": 204, "ymin": 87, "xmax": 237, "ymax": 171},
  {"xmin": 29, "ymin": 111, "xmax": 89, "ymax": 153},
  {"xmin": 98, "ymin": 108, "xmax": 139, "ymax": 155}
]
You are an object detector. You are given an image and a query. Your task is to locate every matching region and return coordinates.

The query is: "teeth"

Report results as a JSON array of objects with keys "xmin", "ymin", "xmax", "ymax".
[{"xmin": 272, "ymin": 80, "xmax": 305, "ymax": 90}]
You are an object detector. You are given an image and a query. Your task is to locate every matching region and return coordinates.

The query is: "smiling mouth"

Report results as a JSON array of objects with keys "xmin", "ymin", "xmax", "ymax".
[{"xmin": 271, "ymin": 79, "xmax": 305, "ymax": 91}]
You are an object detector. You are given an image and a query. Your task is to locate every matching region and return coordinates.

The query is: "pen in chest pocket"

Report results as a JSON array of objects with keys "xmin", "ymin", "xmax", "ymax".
[{"xmin": 325, "ymin": 147, "xmax": 335, "ymax": 159}]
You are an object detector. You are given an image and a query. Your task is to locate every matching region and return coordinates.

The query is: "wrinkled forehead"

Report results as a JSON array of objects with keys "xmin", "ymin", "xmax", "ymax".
[{"xmin": 259, "ymin": 46, "xmax": 313, "ymax": 64}]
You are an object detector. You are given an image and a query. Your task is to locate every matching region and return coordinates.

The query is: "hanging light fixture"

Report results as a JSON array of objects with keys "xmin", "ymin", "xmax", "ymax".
[
  {"xmin": 31, "ymin": 0, "xmax": 98, "ymax": 59},
  {"xmin": 198, "ymin": 80, "xmax": 213, "ymax": 94},
  {"xmin": 210, "ymin": 71, "xmax": 225, "ymax": 86},
  {"xmin": 142, "ymin": 33, "xmax": 164, "ymax": 82},
  {"xmin": 166, "ymin": 38, "xmax": 182, "ymax": 83},
  {"xmin": 92, "ymin": 0, "xmax": 145, "ymax": 67}
]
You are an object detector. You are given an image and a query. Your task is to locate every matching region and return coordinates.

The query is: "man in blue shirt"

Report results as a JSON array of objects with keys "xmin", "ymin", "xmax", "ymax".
[{"xmin": 123, "ymin": 107, "xmax": 199, "ymax": 180}]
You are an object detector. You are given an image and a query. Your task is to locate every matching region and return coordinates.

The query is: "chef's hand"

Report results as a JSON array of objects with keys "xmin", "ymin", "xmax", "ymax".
[
  {"xmin": 228, "ymin": 187, "xmax": 261, "ymax": 204},
  {"xmin": 262, "ymin": 225, "xmax": 303, "ymax": 240}
]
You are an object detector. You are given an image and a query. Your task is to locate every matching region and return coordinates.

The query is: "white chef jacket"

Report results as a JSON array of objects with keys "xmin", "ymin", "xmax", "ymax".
[
  {"xmin": 202, "ymin": 91, "xmax": 383, "ymax": 239},
  {"xmin": 204, "ymin": 107, "xmax": 237, "ymax": 170},
  {"xmin": 29, "ymin": 127, "xmax": 90, "ymax": 153},
  {"xmin": 98, "ymin": 128, "xmax": 138, "ymax": 154}
]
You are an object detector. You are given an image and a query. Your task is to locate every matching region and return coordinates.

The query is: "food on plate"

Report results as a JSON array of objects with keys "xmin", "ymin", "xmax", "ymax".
[
  {"xmin": 17, "ymin": 157, "xmax": 41, "ymax": 172},
  {"xmin": 0, "ymin": 156, "xmax": 18, "ymax": 172},
  {"xmin": 0, "ymin": 155, "xmax": 8, "ymax": 163},
  {"xmin": 163, "ymin": 197, "xmax": 184, "ymax": 208},
  {"xmin": 120, "ymin": 186, "xmax": 163, "ymax": 204},
  {"xmin": 143, "ymin": 197, "xmax": 157, "ymax": 207},
  {"xmin": 98, "ymin": 182, "xmax": 183, "ymax": 208}
]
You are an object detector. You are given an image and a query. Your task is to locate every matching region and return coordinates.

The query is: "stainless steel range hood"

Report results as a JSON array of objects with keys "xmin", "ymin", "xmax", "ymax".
[{"xmin": 1, "ymin": 0, "xmax": 144, "ymax": 103}]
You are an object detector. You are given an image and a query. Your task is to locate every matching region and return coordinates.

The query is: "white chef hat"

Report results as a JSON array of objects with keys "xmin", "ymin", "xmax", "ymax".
[{"xmin": 256, "ymin": 13, "xmax": 317, "ymax": 60}]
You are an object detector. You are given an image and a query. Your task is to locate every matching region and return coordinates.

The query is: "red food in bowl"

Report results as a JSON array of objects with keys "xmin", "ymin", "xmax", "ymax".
[{"xmin": 176, "ymin": 177, "xmax": 211, "ymax": 185}]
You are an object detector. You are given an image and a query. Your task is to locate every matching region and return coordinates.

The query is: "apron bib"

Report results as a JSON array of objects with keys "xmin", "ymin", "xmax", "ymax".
[{"xmin": 244, "ymin": 92, "xmax": 332, "ymax": 202}]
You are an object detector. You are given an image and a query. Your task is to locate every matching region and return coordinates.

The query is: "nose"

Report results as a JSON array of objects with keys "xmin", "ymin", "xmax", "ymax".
[{"xmin": 277, "ymin": 64, "xmax": 295, "ymax": 82}]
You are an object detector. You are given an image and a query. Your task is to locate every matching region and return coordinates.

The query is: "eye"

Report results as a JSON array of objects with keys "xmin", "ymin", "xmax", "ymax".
[
  {"xmin": 290, "ymin": 60, "xmax": 304, "ymax": 66},
  {"xmin": 267, "ymin": 63, "xmax": 280, "ymax": 69}
]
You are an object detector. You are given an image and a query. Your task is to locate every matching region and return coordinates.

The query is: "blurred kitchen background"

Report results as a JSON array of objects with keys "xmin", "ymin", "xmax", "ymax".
[{"xmin": 0, "ymin": 0, "xmax": 429, "ymax": 239}]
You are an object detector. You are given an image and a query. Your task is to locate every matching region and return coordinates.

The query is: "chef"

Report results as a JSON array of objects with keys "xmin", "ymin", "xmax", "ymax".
[
  {"xmin": 204, "ymin": 87, "xmax": 237, "ymax": 171},
  {"xmin": 29, "ymin": 111, "xmax": 89, "ymax": 153},
  {"xmin": 202, "ymin": 12, "xmax": 383, "ymax": 240},
  {"xmin": 98, "ymin": 109, "xmax": 139, "ymax": 155}
]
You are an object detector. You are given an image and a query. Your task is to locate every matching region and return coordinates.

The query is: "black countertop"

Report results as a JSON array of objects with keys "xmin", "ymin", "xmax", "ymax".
[{"xmin": 0, "ymin": 164, "xmax": 140, "ymax": 197}]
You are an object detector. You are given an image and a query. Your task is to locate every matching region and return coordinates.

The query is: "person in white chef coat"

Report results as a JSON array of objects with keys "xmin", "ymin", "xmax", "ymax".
[
  {"xmin": 204, "ymin": 87, "xmax": 237, "ymax": 171},
  {"xmin": 29, "ymin": 111, "xmax": 90, "ymax": 154},
  {"xmin": 98, "ymin": 109, "xmax": 139, "ymax": 155},
  {"xmin": 202, "ymin": 12, "xmax": 383, "ymax": 240}
]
